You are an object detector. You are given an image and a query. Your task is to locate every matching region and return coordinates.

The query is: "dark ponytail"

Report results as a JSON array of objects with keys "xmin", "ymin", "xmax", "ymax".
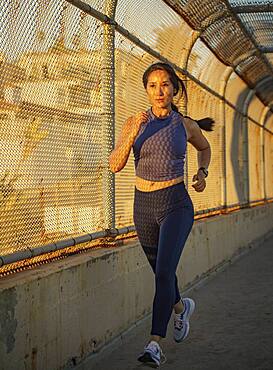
[
  {"xmin": 184, "ymin": 115, "xmax": 215, "ymax": 132},
  {"xmin": 143, "ymin": 62, "xmax": 214, "ymax": 132},
  {"xmin": 172, "ymin": 103, "xmax": 214, "ymax": 132}
]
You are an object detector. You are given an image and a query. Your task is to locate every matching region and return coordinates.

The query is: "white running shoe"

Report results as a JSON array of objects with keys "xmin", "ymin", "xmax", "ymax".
[
  {"xmin": 174, "ymin": 297, "xmax": 195, "ymax": 343},
  {"xmin": 137, "ymin": 340, "xmax": 167, "ymax": 368}
]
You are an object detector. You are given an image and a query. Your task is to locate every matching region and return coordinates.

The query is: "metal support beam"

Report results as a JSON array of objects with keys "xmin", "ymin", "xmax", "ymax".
[
  {"xmin": 220, "ymin": 67, "xmax": 234, "ymax": 208},
  {"xmin": 241, "ymin": 88, "xmax": 257, "ymax": 204},
  {"xmin": 254, "ymin": 76, "xmax": 273, "ymax": 107},
  {"xmin": 233, "ymin": 4, "xmax": 273, "ymax": 14},
  {"xmin": 101, "ymin": 0, "xmax": 118, "ymax": 229},
  {"xmin": 261, "ymin": 106, "xmax": 270, "ymax": 200},
  {"xmin": 259, "ymin": 47, "xmax": 273, "ymax": 54}
]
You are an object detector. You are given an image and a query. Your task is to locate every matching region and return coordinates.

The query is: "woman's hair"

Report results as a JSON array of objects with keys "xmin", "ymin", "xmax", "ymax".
[{"xmin": 142, "ymin": 62, "xmax": 214, "ymax": 132}]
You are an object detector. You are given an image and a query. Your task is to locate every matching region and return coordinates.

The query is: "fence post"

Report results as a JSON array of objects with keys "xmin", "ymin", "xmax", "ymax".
[
  {"xmin": 261, "ymin": 107, "xmax": 270, "ymax": 201},
  {"xmin": 220, "ymin": 67, "xmax": 234, "ymax": 208},
  {"xmin": 101, "ymin": 0, "xmax": 118, "ymax": 229},
  {"xmin": 242, "ymin": 89, "xmax": 256, "ymax": 205}
]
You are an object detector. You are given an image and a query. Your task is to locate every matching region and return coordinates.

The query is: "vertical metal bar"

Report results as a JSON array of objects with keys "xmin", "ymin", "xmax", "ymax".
[
  {"xmin": 243, "ymin": 89, "xmax": 255, "ymax": 205},
  {"xmin": 101, "ymin": 0, "xmax": 118, "ymax": 229},
  {"xmin": 261, "ymin": 107, "xmax": 270, "ymax": 201},
  {"xmin": 220, "ymin": 67, "xmax": 234, "ymax": 209}
]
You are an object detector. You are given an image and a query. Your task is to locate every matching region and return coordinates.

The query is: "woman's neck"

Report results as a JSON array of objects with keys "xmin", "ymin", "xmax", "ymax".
[{"xmin": 151, "ymin": 106, "xmax": 172, "ymax": 118}]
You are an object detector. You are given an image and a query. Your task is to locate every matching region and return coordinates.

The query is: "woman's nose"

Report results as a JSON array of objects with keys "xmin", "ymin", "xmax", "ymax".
[{"xmin": 156, "ymin": 86, "xmax": 164, "ymax": 95}]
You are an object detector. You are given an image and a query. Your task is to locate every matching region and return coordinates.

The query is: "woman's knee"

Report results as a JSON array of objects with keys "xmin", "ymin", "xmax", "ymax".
[{"xmin": 155, "ymin": 268, "xmax": 173, "ymax": 286}]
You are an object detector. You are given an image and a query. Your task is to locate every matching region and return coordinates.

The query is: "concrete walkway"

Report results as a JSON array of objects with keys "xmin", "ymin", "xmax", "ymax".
[{"xmin": 78, "ymin": 234, "xmax": 273, "ymax": 370}]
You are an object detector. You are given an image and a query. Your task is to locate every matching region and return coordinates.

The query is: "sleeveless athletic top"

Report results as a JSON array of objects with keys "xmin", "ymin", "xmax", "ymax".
[{"xmin": 132, "ymin": 108, "xmax": 187, "ymax": 181}]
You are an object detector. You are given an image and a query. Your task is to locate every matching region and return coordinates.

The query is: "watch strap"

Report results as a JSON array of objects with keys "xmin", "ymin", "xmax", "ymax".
[{"xmin": 199, "ymin": 167, "xmax": 208, "ymax": 177}]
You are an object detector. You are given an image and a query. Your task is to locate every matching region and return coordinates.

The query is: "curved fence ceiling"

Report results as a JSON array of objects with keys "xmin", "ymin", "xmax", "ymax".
[{"xmin": 163, "ymin": 0, "xmax": 273, "ymax": 108}]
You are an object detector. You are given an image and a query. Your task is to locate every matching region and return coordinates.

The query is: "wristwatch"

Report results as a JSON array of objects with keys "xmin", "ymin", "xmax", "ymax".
[{"xmin": 199, "ymin": 167, "xmax": 208, "ymax": 178}]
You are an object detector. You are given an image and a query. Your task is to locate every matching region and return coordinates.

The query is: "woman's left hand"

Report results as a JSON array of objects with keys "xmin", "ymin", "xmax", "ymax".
[{"xmin": 192, "ymin": 170, "xmax": 206, "ymax": 192}]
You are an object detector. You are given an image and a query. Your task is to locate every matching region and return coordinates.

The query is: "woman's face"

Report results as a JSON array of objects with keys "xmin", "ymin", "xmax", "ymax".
[{"xmin": 146, "ymin": 69, "xmax": 174, "ymax": 110}]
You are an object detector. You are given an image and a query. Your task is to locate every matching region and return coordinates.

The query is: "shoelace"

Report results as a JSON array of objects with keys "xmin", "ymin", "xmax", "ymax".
[
  {"xmin": 146, "ymin": 343, "xmax": 159, "ymax": 352},
  {"xmin": 174, "ymin": 315, "xmax": 184, "ymax": 330},
  {"xmin": 146, "ymin": 343, "xmax": 167, "ymax": 365}
]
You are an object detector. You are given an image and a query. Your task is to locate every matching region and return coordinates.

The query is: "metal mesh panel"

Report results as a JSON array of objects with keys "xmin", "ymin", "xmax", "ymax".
[
  {"xmin": 0, "ymin": 1, "xmax": 105, "ymax": 256},
  {"xmin": 163, "ymin": 0, "xmax": 229, "ymax": 29},
  {"xmin": 187, "ymin": 39, "xmax": 229, "ymax": 93},
  {"xmin": 186, "ymin": 81, "xmax": 223, "ymax": 211},
  {"xmin": 203, "ymin": 17, "xmax": 254, "ymax": 66},
  {"xmin": 163, "ymin": 0, "xmax": 256, "ymax": 65},
  {"xmin": 236, "ymin": 55, "xmax": 269, "ymax": 85},
  {"xmin": 115, "ymin": 0, "xmax": 194, "ymax": 68},
  {"xmin": 238, "ymin": 12, "xmax": 273, "ymax": 48}
]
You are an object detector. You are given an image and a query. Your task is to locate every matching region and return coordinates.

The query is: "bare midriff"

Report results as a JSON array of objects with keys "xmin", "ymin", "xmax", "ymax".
[{"xmin": 135, "ymin": 175, "xmax": 184, "ymax": 192}]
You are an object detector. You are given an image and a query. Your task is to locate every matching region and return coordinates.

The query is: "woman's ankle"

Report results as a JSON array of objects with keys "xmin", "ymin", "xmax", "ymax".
[
  {"xmin": 150, "ymin": 335, "xmax": 162, "ymax": 344},
  {"xmin": 174, "ymin": 299, "xmax": 184, "ymax": 314}
]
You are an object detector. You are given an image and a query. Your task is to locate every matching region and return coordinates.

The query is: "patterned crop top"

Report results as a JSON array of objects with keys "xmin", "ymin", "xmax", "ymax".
[{"xmin": 132, "ymin": 108, "xmax": 187, "ymax": 181}]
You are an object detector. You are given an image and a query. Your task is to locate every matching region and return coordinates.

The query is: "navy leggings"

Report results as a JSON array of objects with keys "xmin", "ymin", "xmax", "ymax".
[{"xmin": 133, "ymin": 181, "xmax": 194, "ymax": 338}]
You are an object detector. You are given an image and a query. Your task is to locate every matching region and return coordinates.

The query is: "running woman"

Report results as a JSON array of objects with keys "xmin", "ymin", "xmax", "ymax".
[{"xmin": 109, "ymin": 62, "xmax": 213, "ymax": 367}]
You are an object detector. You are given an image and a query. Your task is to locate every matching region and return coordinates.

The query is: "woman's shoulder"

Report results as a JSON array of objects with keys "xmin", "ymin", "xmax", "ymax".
[
  {"xmin": 123, "ymin": 115, "xmax": 135, "ymax": 128},
  {"xmin": 182, "ymin": 115, "xmax": 200, "ymax": 132},
  {"xmin": 178, "ymin": 115, "xmax": 200, "ymax": 140}
]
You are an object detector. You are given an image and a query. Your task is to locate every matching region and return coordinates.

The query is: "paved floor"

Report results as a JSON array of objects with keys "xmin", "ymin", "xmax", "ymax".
[{"xmin": 80, "ymin": 234, "xmax": 273, "ymax": 370}]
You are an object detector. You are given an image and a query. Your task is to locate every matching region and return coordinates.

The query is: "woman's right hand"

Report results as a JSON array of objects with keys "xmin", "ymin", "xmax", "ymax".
[{"xmin": 131, "ymin": 111, "xmax": 149, "ymax": 136}]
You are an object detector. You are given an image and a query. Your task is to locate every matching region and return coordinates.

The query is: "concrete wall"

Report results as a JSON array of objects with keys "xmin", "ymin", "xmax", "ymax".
[{"xmin": 0, "ymin": 203, "xmax": 273, "ymax": 370}]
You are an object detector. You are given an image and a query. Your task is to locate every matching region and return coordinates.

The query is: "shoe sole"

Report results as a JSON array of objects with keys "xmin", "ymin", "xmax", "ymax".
[
  {"xmin": 174, "ymin": 298, "xmax": 195, "ymax": 343},
  {"xmin": 138, "ymin": 352, "xmax": 160, "ymax": 368}
]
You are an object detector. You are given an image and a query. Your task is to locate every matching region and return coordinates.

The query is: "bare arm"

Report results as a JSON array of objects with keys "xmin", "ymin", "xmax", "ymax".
[
  {"xmin": 184, "ymin": 117, "xmax": 211, "ymax": 192},
  {"xmin": 109, "ymin": 112, "xmax": 149, "ymax": 173}
]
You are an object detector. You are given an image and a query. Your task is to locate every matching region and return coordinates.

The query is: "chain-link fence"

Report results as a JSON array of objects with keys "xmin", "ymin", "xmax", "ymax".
[{"xmin": 0, "ymin": 0, "xmax": 272, "ymax": 264}]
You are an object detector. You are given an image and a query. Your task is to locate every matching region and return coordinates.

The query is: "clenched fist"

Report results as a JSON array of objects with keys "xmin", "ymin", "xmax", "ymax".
[
  {"xmin": 131, "ymin": 111, "xmax": 149, "ymax": 136},
  {"xmin": 192, "ymin": 170, "xmax": 207, "ymax": 192}
]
